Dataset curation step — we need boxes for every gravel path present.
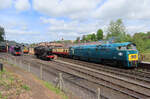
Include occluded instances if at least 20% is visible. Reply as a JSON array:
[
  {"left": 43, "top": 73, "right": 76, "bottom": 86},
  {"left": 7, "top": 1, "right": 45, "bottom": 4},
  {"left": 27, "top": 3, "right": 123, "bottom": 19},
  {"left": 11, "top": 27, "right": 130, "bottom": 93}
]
[{"left": 3, "top": 61, "right": 63, "bottom": 99}]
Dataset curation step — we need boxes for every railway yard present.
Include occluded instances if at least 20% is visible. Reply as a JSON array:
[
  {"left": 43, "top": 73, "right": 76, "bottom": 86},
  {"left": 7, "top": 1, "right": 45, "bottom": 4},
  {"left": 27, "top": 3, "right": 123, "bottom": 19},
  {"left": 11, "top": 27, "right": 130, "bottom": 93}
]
[
  {"left": 1, "top": 1, "right": 150, "bottom": 99},
  {"left": 0, "top": 53, "right": 150, "bottom": 99}
]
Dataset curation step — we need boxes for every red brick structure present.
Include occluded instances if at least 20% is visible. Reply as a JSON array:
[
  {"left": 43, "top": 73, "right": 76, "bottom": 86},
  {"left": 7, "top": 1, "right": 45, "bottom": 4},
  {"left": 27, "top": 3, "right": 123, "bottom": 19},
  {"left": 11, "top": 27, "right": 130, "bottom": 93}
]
[{"left": 38, "top": 42, "right": 64, "bottom": 47}]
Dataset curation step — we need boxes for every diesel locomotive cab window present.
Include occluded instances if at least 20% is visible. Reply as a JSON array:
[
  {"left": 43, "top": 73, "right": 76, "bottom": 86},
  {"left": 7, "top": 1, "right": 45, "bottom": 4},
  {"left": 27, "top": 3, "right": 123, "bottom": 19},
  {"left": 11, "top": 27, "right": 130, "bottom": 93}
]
[
  {"left": 127, "top": 44, "right": 136, "bottom": 50},
  {"left": 117, "top": 44, "right": 136, "bottom": 50}
]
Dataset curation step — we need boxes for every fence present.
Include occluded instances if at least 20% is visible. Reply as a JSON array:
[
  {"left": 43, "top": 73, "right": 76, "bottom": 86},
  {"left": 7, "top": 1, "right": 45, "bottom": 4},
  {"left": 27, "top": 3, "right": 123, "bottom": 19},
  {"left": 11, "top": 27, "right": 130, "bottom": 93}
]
[{"left": 0, "top": 55, "right": 105, "bottom": 99}]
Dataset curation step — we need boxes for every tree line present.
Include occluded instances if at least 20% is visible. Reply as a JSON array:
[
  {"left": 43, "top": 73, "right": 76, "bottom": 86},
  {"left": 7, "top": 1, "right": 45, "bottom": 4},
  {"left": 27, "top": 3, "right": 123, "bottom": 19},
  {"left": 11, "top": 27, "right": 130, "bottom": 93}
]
[
  {"left": 74, "top": 29, "right": 103, "bottom": 43},
  {"left": 75, "top": 19, "right": 150, "bottom": 53},
  {"left": 0, "top": 26, "right": 5, "bottom": 41}
]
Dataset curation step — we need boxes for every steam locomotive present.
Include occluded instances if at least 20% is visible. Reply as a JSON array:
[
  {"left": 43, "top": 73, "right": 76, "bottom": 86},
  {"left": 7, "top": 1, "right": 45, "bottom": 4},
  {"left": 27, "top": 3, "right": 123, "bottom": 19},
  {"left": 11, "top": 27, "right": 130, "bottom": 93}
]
[
  {"left": 9, "top": 45, "right": 22, "bottom": 56},
  {"left": 34, "top": 46, "right": 57, "bottom": 60}
]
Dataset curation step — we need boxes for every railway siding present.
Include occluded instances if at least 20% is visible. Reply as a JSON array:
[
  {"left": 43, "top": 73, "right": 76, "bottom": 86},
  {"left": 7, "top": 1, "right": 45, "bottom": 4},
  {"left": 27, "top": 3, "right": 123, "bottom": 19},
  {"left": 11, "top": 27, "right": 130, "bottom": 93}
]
[
  {"left": 55, "top": 60, "right": 150, "bottom": 87},
  {"left": 1, "top": 54, "right": 150, "bottom": 99},
  {"left": 27, "top": 56, "right": 149, "bottom": 98},
  {"left": 54, "top": 60, "right": 150, "bottom": 96},
  {"left": 38, "top": 60, "right": 143, "bottom": 99},
  {"left": 58, "top": 57, "right": 150, "bottom": 82}
]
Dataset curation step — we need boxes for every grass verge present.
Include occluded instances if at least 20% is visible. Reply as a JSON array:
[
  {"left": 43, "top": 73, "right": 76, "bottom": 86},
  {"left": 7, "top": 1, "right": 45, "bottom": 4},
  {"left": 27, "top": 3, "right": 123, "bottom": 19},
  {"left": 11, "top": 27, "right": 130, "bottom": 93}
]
[
  {"left": 141, "top": 53, "right": 150, "bottom": 62},
  {"left": 43, "top": 81, "right": 68, "bottom": 99},
  {"left": 0, "top": 68, "right": 30, "bottom": 99},
  {"left": 1, "top": 58, "right": 68, "bottom": 99}
]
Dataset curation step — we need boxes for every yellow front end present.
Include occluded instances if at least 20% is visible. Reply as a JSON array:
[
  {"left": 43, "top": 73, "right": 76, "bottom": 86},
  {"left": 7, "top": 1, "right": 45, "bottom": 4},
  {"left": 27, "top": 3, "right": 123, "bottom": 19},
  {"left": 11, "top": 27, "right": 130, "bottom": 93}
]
[{"left": 128, "top": 54, "right": 138, "bottom": 61}]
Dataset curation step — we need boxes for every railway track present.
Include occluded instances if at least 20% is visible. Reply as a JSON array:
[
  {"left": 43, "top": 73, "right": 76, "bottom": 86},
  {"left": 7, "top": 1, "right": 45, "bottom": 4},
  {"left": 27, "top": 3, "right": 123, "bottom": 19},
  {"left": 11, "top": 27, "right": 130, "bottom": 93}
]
[
  {"left": 22, "top": 55, "right": 150, "bottom": 99},
  {"left": 28, "top": 57, "right": 150, "bottom": 99},
  {"left": 1, "top": 53, "right": 150, "bottom": 99},
  {"left": 52, "top": 60, "right": 150, "bottom": 98},
  {"left": 58, "top": 57, "right": 150, "bottom": 82},
  {"left": 139, "top": 62, "right": 150, "bottom": 71}
]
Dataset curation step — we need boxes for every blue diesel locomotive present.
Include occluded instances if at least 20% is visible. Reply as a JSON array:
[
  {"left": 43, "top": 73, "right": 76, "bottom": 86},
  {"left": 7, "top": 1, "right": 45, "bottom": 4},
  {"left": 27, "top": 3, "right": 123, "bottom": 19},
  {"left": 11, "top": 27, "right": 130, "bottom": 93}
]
[{"left": 69, "top": 42, "right": 139, "bottom": 68}]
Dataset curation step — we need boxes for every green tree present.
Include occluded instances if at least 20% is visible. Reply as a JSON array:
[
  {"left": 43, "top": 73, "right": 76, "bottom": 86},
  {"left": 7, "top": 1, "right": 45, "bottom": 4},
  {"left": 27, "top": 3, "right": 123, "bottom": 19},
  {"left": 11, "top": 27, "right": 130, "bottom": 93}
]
[
  {"left": 106, "top": 19, "right": 126, "bottom": 42},
  {"left": 91, "top": 33, "right": 96, "bottom": 41},
  {"left": 0, "top": 26, "right": 5, "bottom": 41},
  {"left": 96, "top": 29, "right": 103, "bottom": 40},
  {"left": 132, "top": 33, "right": 146, "bottom": 52},
  {"left": 74, "top": 37, "right": 80, "bottom": 43},
  {"left": 86, "top": 34, "right": 92, "bottom": 42},
  {"left": 124, "top": 34, "right": 132, "bottom": 42},
  {"left": 81, "top": 35, "right": 86, "bottom": 43}
]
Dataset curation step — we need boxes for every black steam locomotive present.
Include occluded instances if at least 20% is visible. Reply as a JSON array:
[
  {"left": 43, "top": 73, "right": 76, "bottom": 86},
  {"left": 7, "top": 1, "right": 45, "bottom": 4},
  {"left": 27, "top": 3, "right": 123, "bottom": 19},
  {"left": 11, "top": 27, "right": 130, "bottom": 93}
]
[{"left": 34, "top": 46, "right": 57, "bottom": 60}]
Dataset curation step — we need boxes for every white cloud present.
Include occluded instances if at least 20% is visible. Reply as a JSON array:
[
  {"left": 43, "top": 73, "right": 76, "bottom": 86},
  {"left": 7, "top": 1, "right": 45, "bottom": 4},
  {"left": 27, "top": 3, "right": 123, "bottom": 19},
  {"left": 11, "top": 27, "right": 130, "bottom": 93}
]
[
  {"left": 41, "top": 18, "right": 98, "bottom": 32},
  {"left": 33, "top": 0, "right": 150, "bottom": 20},
  {"left": 40, "top": 17, "right": 65, "bottom": 25},
  {"left": 33, "top": 0, "right": 101, "bottom": 19},
  {"left": 34, "top": 0, "right": 150, "bottom": 41},
  {"left": 127, "top": 25, "right": 150, "bottom": 35},
  {"left": 1, "top": 0, "right": 150, "bottom": 43},
  {"left": 6, "top": 29, "right": 39, "bottom": 35},
  {"left": 0, "top": 0, "right": 12, "bottom": 9},
  {"left": 40, "top": 17, "right": 105, "bottom": 40},
  {"left": 15, "top": 0, "right": 31, "bottom": 11},
  {"left": 93, "top": 0, "right": 150, "bottom": 20}
]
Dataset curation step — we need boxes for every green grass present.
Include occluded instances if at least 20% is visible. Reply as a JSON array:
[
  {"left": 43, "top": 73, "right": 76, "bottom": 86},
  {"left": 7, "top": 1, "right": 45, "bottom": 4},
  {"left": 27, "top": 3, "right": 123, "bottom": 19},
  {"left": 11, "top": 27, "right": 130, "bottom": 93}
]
[
  {"left": 0, "top": 69, "right": 6, "bottom": 74},
  {"left": 43, "top": 81, "right": 68, "bottom": 99},
  {"left": 138, "top": 69, "right": 143, "bottom": 72},
  {"left": 44, "top": 82, "right": 61, "bottom": 94},
  {"left": 21, "top": 84, "right": 30, "bottom": 91},
  {"left": 143, "top": 49, "right": 150, "bottom": 53},
  {"left": 0, "top": 92, "right": 8, "bottom": 99},
  {"left": 140, "top": 52, "right": 150, "bottom": 62},
  {"left": 1, "top": 59, "right": 67, "bottom": 99},
  {"left": 0, "top": 92, "right": 2, "bottom": 98},
  {"left": 0, "top": 67, "right": 30, "bottom": 99},
  {"left": 138, "top": 49, "right": 150, "bottom": 62}
]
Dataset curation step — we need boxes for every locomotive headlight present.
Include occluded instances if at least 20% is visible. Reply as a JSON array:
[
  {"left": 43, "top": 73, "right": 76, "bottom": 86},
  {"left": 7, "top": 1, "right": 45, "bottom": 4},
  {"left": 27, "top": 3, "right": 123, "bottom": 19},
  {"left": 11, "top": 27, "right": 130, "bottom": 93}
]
[{"left": 118, "top": 52, "right": 123, "bottom": 56}]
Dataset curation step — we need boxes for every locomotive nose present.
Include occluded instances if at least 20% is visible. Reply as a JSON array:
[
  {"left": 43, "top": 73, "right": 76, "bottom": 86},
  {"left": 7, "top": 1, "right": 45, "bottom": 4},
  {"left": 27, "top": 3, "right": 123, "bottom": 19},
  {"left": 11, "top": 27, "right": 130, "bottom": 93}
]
[
  {"left": 128, "top": 54, "right": 138, "bottom": 61},
  {"left": 127, "top": 50, "right": 138, "bottom": 61}
]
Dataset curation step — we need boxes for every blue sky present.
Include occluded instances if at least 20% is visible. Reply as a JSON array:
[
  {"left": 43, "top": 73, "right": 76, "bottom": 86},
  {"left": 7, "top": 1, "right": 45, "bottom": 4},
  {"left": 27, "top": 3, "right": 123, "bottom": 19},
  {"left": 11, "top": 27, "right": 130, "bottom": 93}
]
[{"left": 0, "top": 0, "right": 150, "bottom": 43}]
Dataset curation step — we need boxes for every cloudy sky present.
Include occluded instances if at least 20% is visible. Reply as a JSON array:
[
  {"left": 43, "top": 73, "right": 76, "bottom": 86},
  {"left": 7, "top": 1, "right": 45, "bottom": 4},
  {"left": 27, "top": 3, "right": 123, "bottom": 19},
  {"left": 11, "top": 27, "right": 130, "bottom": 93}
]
[{"left": 0, "top": 0, "right": 150, "bottom": 43}]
